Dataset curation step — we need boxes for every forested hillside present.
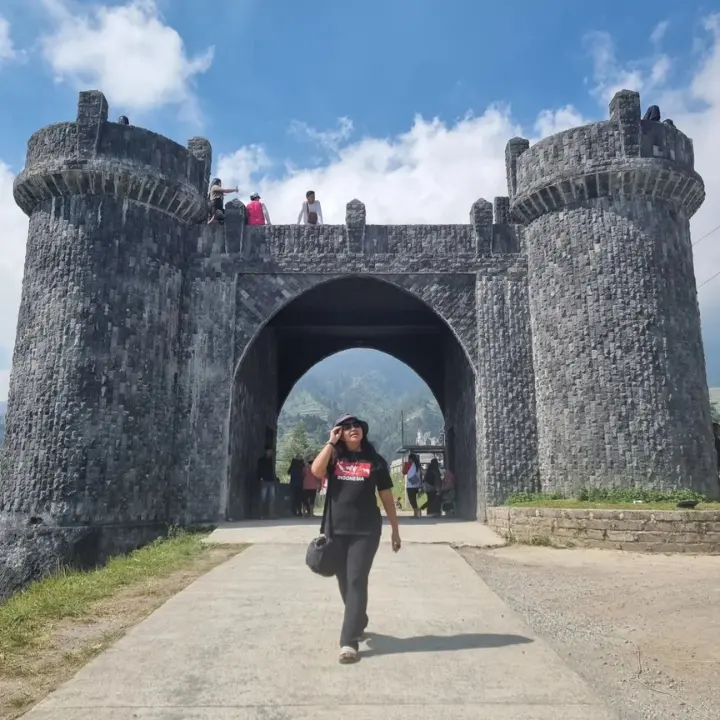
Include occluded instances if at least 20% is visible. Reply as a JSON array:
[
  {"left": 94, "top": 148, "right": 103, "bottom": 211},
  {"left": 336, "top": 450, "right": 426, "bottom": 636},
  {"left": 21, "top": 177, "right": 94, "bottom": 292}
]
[{"left": 276, "top": 350, "right": 443, "bottom": 476}]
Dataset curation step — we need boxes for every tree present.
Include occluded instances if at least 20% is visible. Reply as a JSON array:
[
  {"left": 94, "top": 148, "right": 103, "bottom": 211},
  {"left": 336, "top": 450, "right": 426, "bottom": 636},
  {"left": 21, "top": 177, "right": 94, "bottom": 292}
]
[{"left": 276, "top": 422, "right": 320, "bottom": 481}]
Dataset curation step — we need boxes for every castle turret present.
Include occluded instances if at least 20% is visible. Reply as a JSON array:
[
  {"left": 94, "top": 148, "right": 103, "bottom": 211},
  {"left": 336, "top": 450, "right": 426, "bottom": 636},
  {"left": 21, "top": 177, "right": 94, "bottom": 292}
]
[
  {"left": 0, "top": 91, "right": 212, "bottom": 596},
  {"left": 509, "top": 90, "right": 716, "bottom": 498}
]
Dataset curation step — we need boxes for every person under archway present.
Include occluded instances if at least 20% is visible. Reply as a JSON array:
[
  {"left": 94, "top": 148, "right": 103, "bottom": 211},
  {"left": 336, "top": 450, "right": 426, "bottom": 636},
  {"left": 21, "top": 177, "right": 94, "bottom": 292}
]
[
  {"left": 420, "top": 458, "right": 443, "bottom": 517},
  {"left": 311, "top": 414, "right": 401, "bottom": 664},
  {"left": 288, "top": 456, "right": 305, "bottom": 517},
  {"left": 302, "top": 454, "right": 320, "bottom": 516},
  {"left": 402, "top": 452, "right": 423, "bottom": 517}
]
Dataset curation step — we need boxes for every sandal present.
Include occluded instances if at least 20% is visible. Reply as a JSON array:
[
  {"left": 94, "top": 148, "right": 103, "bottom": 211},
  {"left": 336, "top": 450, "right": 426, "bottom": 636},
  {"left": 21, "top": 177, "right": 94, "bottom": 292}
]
[{"left": 339, "top": 646, "right": 358, "bottom": 664}]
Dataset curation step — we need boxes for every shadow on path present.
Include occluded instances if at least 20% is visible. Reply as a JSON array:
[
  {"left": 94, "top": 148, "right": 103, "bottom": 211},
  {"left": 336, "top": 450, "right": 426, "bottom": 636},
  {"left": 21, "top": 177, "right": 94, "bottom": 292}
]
[{"left": 363, "top": 631, "right": 533, "bottom": 657}]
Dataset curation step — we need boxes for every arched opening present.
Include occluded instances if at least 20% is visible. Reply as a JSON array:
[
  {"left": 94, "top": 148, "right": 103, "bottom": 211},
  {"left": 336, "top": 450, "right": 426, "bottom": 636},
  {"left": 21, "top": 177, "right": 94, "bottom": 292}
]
[{"left": 226, "top": 276, "right": 477, "bottom": 521}]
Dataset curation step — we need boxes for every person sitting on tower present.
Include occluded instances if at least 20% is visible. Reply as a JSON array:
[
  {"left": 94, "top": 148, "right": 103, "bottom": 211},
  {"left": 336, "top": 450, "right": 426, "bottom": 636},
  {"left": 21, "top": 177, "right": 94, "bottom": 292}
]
[
  {"left": 246, "top": 192, "right": 272, "bottom": 225},
  {"left": 207, "top": 178, "right": 239, "bottom": 225},
  {"left": 297, "top": 190, "right": 324, "bottom": 225}
]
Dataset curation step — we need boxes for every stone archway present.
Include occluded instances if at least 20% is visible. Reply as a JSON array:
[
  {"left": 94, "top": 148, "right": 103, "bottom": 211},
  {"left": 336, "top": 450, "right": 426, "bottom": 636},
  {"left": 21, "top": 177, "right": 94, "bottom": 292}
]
[{"left": 225, "top": 275, "right": 478, "bottom": 521}]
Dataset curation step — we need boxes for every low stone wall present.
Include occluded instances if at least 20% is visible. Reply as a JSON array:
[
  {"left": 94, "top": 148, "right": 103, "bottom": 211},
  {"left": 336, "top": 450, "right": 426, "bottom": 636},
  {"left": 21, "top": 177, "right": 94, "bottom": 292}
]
[{"left": 487, "top": 507, "right": 720, "bottom": 553}]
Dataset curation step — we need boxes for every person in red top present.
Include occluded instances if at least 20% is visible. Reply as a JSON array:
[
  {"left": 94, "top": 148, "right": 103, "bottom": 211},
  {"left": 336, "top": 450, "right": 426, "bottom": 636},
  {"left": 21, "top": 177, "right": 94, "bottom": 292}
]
[{"left": 246, "top": 192, "right": 272, "bottom": 225}]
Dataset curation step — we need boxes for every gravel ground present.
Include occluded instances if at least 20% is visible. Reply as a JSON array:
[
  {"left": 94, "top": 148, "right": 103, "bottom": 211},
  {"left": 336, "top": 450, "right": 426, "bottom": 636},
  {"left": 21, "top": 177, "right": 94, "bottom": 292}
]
[{"left": 459, "top": 545, "right": 720, "bottom": 720}]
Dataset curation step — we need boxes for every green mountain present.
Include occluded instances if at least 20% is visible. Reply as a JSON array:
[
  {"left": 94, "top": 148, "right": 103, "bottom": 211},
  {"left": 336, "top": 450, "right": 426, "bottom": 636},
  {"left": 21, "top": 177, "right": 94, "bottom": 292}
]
[{"left": 276, "top": 350, "right": 443, "bottom": 473}]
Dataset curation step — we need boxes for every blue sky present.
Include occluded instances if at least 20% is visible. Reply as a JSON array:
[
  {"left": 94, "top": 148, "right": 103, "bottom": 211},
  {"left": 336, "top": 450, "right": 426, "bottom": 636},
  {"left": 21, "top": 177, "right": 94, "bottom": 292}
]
[{"left": 2, "top": 0, "right": 720, "bottom": 399}]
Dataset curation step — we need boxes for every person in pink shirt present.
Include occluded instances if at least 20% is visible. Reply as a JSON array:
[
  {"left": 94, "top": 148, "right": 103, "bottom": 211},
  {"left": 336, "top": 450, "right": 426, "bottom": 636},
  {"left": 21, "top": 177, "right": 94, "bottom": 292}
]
[
  {"left": 302, "top": 457, "right": 320, "bottom": 516},
  {"left": 246, "top": 192, "right": 272, "bottom": 225}
]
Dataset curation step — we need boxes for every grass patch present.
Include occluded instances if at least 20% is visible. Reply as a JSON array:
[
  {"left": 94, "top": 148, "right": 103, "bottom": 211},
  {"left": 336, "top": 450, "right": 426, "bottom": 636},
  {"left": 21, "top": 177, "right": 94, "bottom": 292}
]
[
  {"left": 0, "top": 530, "right": 245, "bottom": 720},
  {"left": 507, "top": 488, "right": 720, "bottom": 511}
]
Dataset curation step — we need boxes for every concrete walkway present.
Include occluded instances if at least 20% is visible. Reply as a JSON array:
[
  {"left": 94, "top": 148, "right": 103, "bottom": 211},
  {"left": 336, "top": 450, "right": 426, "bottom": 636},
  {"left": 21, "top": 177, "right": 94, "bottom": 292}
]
[
  {"left": 24, "top": 534, "right": 616, "bottom": 719},
  {"left": 206, "top": 516, "right": 507, "bottom": 547}
]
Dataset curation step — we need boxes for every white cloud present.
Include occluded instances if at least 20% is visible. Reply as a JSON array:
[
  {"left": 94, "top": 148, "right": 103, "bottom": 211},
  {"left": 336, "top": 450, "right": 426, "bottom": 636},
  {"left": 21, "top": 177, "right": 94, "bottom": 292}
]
[
  {"left": 650, "top": 20, "right": 670, "bottom": 46},
  {"left": 0, "top": 162, "right": 28, "bottom": 386},
  {"left": 218, "top": 105, "right": 589, "bottom": 225},
  {"left": 584, "top": 16, "right": 720, "bottom": 316},
  {"left": 0, "top": 15, "right": 17, "bottom": 64},
  {"left": 289, "top": 117, "right": 356, "bottom": 154},
  {"left": 584, "top": 30, "right": 672, "bottom": 102},
  {"left": 40, "top": 0, "right": 213, "bottom": 121}
]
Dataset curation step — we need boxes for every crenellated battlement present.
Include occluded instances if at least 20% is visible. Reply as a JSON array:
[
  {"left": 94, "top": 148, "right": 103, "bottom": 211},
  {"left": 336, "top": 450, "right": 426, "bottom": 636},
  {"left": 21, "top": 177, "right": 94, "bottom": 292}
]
[
  {"left": 507, "top": 90, "right": 705, "bottom": 223},
  {"left": 13, "top": 91, "right": 211, "bottom": 223},
  {"left": 199, "top": 198, "right": 522, "bottom": 259}
]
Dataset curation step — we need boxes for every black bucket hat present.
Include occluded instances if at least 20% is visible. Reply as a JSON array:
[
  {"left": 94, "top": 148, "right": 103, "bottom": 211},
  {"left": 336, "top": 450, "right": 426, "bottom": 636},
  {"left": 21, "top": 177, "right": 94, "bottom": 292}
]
[{"left": 333, "top": 413, "right": 369, "bottom": 437}]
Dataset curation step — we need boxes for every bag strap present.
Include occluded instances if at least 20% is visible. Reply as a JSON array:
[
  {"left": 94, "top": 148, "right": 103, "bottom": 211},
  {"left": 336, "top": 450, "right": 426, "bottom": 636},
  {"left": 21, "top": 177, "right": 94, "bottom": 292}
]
[{"left": 319, "top": 467, "right": 333, "bottom": 538}]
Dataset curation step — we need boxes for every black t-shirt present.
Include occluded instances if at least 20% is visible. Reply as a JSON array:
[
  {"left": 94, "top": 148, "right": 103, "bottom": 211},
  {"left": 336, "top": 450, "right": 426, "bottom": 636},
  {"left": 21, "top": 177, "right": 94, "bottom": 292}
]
[{"left": 328, "top": 448, "right": 393, "bottom": 535}]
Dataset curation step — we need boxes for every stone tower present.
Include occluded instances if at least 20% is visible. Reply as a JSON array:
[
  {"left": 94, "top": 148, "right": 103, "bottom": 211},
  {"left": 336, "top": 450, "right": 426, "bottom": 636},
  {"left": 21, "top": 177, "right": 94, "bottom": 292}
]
[
  {"left": 507, "top": 90, "right": 714, "bottom": 494},
  {"left": 1, "top": 92, "right": 212, "bottom": 594},
  {"left": 0, "top": 89, "right": 716, "bottom": 598}
]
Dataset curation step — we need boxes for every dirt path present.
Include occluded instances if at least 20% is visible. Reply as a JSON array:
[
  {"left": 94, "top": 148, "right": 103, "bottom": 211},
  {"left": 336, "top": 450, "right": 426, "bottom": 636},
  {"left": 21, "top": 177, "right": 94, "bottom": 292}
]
[
  {"left": 460, "top": 545, "right": 720, "bottom": 720},
  {"left": 1, "top": 546, "right": 241, "bottom": 720}
]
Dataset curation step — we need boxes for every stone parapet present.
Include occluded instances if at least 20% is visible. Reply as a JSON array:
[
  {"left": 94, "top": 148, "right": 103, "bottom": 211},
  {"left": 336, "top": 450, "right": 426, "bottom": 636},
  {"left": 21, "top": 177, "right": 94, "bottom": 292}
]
[
  {"left": 487, "top": 507, "right": 720, "bottom": 553},
  {"left": 507, "top": 90, "right": 704, "bottom": 223},
  {"left": 13, "top": 91, "right": 211, "bottom": 223}
]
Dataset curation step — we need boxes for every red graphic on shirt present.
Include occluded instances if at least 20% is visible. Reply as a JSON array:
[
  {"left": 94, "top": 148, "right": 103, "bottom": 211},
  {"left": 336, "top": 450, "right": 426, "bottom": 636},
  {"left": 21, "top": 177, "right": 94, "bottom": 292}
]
[{"left": 335, "top": 461, "right": 372, "bottom": 481}]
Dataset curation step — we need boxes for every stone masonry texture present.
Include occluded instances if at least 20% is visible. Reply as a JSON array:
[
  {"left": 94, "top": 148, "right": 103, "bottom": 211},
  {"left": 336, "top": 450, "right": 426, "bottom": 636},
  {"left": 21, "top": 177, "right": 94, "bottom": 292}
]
[{"left": 0, "top": 89, "right": 716, "bottom": 597}]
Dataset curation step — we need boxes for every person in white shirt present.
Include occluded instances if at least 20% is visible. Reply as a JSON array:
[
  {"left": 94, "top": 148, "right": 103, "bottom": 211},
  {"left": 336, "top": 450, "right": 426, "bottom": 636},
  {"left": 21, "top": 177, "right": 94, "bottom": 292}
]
[{"left": 297, "top": 190, "right": 324, "bottom": 225}]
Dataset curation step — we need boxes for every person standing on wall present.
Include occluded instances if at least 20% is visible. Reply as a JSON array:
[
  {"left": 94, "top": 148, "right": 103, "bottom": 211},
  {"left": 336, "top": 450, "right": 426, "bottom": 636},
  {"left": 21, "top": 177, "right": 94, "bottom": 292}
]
[
  {"left": 246, "top": 192, "right": 272, "bottom": 225},
  {"left": 297, "top": 190, "right": 324, "bottom": 225},
  {"left": 311, "top": 414, "right": 401, "bottom": 664},
  {"left": 256, "top": 446, "right": 278, "bottom": 519},
  {"left": 207, "top": 178, "right": 239, "bottom": 225}
]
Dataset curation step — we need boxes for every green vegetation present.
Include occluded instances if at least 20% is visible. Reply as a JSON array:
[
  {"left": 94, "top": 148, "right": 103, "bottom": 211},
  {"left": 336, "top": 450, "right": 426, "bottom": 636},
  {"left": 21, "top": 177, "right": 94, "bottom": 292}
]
[
  {"left": 0, "top": 531, "right": 215, "bottom": 670},
  {"left": 0, "top": 531, "right": 243, "bottom": 719},
  {"left": 277, "top": 350, "right": 443, "bottom": 465},
  {"left": 275, "top": 422, "right": 323, "bottom": 481},
  {"left": 507, "top": 488, "right": 720, "bottom": 510}
]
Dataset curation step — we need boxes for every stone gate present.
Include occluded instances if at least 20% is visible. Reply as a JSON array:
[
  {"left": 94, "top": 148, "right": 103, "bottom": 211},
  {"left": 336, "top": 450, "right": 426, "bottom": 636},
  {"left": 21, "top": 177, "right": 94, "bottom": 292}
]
[{"left": 0, "top": 89, "right": 717, "bottom": 597}]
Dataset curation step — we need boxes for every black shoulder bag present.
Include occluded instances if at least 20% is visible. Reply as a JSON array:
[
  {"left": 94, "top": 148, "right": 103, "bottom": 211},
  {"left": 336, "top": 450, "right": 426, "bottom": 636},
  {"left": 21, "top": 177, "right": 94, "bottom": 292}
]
[{"left": 305, "top": 473, "right": 341, "bottom": 577}]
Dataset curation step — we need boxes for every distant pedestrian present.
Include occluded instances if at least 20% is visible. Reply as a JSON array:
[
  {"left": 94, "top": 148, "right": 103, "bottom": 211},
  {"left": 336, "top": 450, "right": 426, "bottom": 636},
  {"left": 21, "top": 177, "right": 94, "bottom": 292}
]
[
  {"left": 246, "top": 192, "right": 272, "bottom": 225},
  {"left": 297, "top": 190, "right": 324, "bottom": 225},
  {"left": 302, "top": 456, "right": 320, "bottom": 516},
  {"left": 402, "top": 452, "right": 423, "bottom": 518},
  {"left": 256, "top": 446, "right": 278, "bottom": 519},
  {"left": 288, "top": 456, "right": 305, "bottom": 517},
  {"left": 311, "top": 414, "right": 401, "bottom": 664}
]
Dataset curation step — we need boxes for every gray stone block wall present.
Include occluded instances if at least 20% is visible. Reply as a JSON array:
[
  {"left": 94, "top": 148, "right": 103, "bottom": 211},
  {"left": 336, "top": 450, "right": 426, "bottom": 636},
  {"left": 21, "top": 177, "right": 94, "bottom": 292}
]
[
  {"left": 475, "top": 272, "right": 539, "bottom": 508},
  {"left": 443, "top": 338, "right": 477, "bottom": 519},
  {"left": 1, "top": 88, "right": 716, "bottom": 597},
  {"left": 510, "top": 89, "right": 717, "bottom": 497},
  {"left": 227, "top": 327, "right": 278, "bottom": 520}
]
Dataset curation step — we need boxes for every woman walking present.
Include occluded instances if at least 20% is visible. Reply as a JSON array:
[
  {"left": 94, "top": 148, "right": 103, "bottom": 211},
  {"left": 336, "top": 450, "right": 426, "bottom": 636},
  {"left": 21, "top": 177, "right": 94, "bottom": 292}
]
[
  {"left": 402, "top": 452, "right": 423, "bottom": 517},
  {"left": 311, "top": 414, "right": 401, "bottom": 664}
]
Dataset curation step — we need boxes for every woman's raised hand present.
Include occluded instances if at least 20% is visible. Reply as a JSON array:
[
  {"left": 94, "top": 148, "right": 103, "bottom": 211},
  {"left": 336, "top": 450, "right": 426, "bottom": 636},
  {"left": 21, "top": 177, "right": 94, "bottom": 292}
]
[{"left": 328, "top": 425, "right": 343, "bottom": 446}]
